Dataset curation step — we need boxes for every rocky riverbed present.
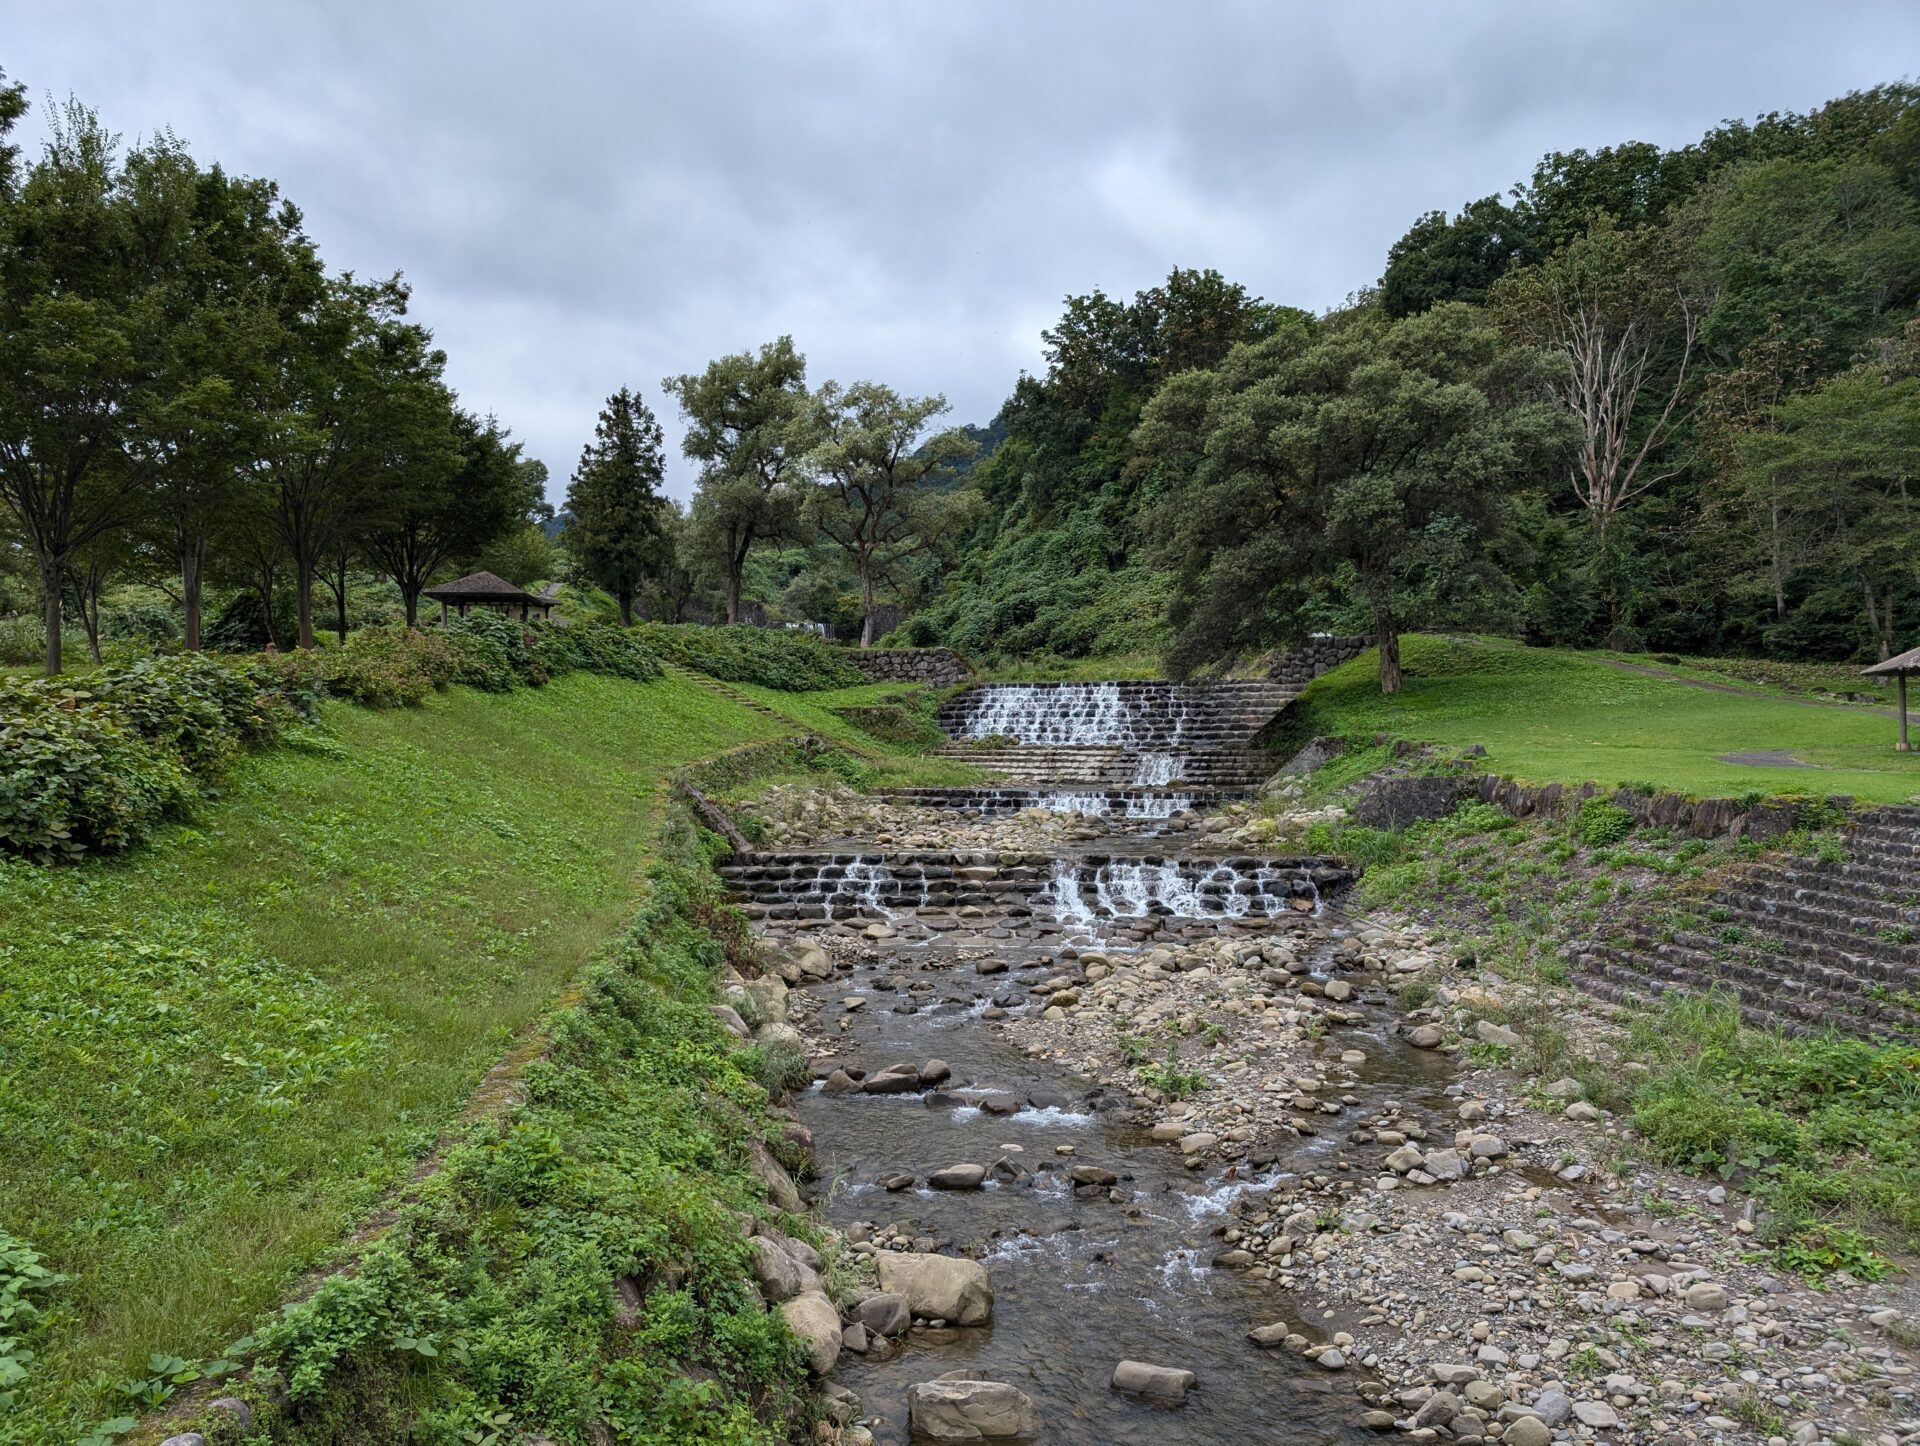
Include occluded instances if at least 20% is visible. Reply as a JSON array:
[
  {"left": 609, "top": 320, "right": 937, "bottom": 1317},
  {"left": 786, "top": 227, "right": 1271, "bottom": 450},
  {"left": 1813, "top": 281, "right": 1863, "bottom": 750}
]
[{"left": 718, "top": 768, "right": 1917, "bottom": 1445}]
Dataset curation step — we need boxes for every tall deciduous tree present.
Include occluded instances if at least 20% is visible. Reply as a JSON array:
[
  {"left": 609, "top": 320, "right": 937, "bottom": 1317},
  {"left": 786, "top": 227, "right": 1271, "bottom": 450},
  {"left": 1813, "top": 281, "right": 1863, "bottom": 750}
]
[
  {"left": 248, "top": 274, "right": 434, "bottom": 649},
  {"left": 665, "top": 337, "right": 813, "bottom": 622},
  {"left": 564, "top": 387, "right": 667, "bottom": 624},
  {"left": 1142, "top": 304, "right": 1569, "bottom": 692},
  {"left": 0, "top": 103, "right": 159, "bottom": 673},
  {"left": 807, "top": 382, "right": 978, "bottom": 647}
]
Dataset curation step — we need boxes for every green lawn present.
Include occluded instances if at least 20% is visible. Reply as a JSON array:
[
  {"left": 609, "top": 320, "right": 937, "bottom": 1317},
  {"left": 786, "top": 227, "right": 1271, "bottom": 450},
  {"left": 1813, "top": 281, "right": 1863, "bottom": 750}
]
[
  {"left": 0, "top": 672, "right": 794, "bottom": 1440},
  {"left": 1301, "top": 635, "right": 1920, "bottom": 803},
  {"left": 724, "top": 679, "right": 988, "bottom": 786}
]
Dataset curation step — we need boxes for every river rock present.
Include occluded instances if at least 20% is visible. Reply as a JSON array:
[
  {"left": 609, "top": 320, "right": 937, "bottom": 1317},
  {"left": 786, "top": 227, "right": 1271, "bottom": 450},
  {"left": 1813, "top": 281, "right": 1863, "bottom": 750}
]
[
  {"left": 1684, "top": 1281, "right": 1730, "bottom": 1312},
  {"left": 864, "top": 1063, "right": 923, "bottom": 1094},
  {"left": 746, "top": 1139, "right": 802, "bottom": 1212},
  {"left": 708, "top": 1003, "right": 751, "bottom": 1039},
  {"left": 1068, "top": 1164, "right": 1117, "bottom": 1187},
  {"left": 876, "top": 1252, "right": 994, "bottom": 1326},
  {"left": 1572, "top": 1400, "right": 1619, "bottom": 1429},
  {"left": 1502, "top": 1418, "right": 1552, "bottom": 1446},
  {"left": 919, "top": 1058, "right": 953, "bottom": 1085},
  {"left": 1474, "top": 1019, "right": 1520, "bottom": 1048},
  {"left": 749, "top": 1234, "right": 818, "bottom": 1302},
  {"left": 855, "top": 1291, "right": 910, "bottom": 1337},
  {"left": 929, "top": 1163, "right": 988, "bottom": 1191},
  {"left": 905, "top": 1377, "right": 1038, "bottom": 1442},
  {"left": 780, "top": 1290, "right": 842, "bottom": 1374},
  {"left": 1406, "top": 1024, "right": 1444, "bottom": 1049},
  {"left": 1111, "top": 1359, "right": 1195, "bottom": 1406}
]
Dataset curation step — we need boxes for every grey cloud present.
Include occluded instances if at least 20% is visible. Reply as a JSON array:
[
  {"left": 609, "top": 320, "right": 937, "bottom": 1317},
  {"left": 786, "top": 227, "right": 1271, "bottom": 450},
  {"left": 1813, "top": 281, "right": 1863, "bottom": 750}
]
[{"left": 12, "top": 1, "right": 1919, "bottom": 498}]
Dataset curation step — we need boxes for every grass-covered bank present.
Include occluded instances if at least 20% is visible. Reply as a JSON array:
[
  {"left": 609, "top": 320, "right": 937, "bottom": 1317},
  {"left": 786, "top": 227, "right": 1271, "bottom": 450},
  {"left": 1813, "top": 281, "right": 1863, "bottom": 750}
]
[
  {"left": 1296, "top": 635, "right": 1920, "bottom": 804},
  {"left": 0, "top": 672, "right": 794, "bottom": 1443}
]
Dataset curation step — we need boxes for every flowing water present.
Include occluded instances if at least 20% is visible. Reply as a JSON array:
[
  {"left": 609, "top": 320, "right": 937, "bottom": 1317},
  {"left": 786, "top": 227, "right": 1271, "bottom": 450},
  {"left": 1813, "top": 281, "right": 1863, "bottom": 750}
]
[
  {"left": 957, "top": 684, "right": 1190, "bottom": 748},
  {"left": 793, "top": 938, "right": 1457, "bottom": 1444}
]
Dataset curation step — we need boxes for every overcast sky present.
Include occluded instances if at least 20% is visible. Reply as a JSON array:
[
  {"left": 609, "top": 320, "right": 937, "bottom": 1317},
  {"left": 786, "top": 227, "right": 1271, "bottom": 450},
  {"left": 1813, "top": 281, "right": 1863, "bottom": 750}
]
[{"left": 10, "top": 3, "right": 1918, "bottom": 501}]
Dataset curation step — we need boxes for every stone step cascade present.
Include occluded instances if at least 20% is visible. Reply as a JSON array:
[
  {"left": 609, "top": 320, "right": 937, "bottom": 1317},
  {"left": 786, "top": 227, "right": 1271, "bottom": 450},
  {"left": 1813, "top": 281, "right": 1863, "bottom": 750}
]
[
  {"left": 719, "top": 850, "right": 1350, "bottom": 924},
  {"left": 936, "top": 680, "right": 1294, "bottom": 749},
  {"left": 1568, "top": 804, "right": 1920, "bottom": 1041},
  {"left": 927, "top": 744, "right": 1277, "bottom": 788},
  {"left": 875, "top": 786, "right": 1235, "bottom": 820}
]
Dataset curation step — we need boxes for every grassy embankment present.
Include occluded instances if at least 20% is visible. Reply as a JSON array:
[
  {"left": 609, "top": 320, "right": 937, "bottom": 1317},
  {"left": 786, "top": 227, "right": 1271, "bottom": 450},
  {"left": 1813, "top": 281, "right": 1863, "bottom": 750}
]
[
  {"left": 0, "top": 669, "right": 873, "bottom": 1441},
  {"left": 1279, "top": 636, "right": 1920, "bottom": 1277},
  {"left": 1294, "top": 634, "right": 1920, "bottom": 804}
]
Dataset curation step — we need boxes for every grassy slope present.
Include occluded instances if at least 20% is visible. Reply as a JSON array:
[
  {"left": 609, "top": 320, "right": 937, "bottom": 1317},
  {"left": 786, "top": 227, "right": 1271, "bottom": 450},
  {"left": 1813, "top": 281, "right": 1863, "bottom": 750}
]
[
  {"left": 1300, "top": 635, "right": 1920, "bottom": 804},
  {"left": 0, "top": 673, "right": 792, "bottom": 1438},
  {"left": 725, "top": 679, "right": 988, "bottom": 786}
]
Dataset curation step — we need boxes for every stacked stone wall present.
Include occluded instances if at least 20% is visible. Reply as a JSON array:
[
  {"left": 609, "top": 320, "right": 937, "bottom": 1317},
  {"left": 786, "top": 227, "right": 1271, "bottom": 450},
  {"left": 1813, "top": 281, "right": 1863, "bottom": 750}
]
[
  {"left": 1272, "top": 635, "right": 1370, "bottom": 688},
  {"left": 846, "top": 648, "right": 975, "bottom": 686}
]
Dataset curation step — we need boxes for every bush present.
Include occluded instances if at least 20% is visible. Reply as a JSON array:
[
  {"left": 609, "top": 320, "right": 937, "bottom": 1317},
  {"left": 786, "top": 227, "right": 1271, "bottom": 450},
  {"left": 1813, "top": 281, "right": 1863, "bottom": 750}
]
[
  {"left": 632, "top": 623, "right": 863, "bottom": 691},
  {"left": 204, "top": 591, "right": 299, "bottom": 652},
  {"left": 531, "top": 621, "right": 663, "bottom": 682},
  {"left": 1575, "top": 798, "right": 1634, "bottom": 848},
  {"left": 317, "top": 627, "right": 459, "bottom": 708},
  {"left": 96, "top": 653, "right": 296, "bottom": 776},
  {"left": 0, "top": 678, "right": 196, "bottom": 860},
  {"left": 0, "top": 614, "right": 41, "bottom": 666},
  {"left": 443, "top": 612, "right": 547, "bottom": 691},
  {"left": 101, "top": 597, "right": 179, "bottom": 644}
]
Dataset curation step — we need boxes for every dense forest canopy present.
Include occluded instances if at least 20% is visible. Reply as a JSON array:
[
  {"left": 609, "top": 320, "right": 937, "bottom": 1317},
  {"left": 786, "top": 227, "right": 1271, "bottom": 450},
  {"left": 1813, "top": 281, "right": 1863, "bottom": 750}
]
[{"left": 1, "top": 69, "right": 1916, "bottom": 690}]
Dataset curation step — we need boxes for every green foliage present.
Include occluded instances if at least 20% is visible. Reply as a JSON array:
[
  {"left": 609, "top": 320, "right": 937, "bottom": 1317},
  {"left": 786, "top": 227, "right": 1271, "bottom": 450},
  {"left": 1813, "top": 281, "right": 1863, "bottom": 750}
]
[
  {"left": 0, "top": 1234, "right": 58, "bottom": 1412},
  {"left": 1574, "top": 798, "right": 1634, "bottom": 848},
  {"left": 564, "top": 387, "right": 671, "bottom": 622},
  {"left": 443, "top": 611, "right": 547, "bottom": 691},
  {"left": 0, "top": 652, "right": 317, "bottom": 860},
  {"left": 1136, "top": 1043, "right": 1208, "bottom": 1100},
  {"left": 0, "top": 673, "right": 795, "bottom": 1439},
  {"left": 632, "top": 623, "right": 863, "bottom": 691},
  {"left": 307, "top": 625, "right": 460, "bottom": 707},
  {"left": 532, "top": 621, "right": 664, "bottom": 682},
  {"left": 236, "top": 823, "right": 813, "bottom": 1443}
]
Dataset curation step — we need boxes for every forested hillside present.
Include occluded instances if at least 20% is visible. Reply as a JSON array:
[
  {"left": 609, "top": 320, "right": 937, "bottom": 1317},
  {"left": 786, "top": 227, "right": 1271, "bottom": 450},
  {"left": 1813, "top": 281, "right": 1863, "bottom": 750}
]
[{"left": 914, "top": 82, "right": 1920, "bottom": 681}]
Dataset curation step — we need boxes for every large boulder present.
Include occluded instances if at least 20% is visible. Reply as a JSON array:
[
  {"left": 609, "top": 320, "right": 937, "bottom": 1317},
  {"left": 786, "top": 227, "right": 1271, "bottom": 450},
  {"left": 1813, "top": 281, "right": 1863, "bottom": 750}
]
[
  {"left": 749, "top": 1234, "right": 820, "bottom": 1303},
  {"left": 854, "top": 1291, "right": 910, "bottom": 1337},
  {"left": 779, "top": 1290, "right": 841, "bottom": 1375},
  {"left": 875, "top": 1251, "right": 994, "bottom": 1326},
  {"left": 905, "top": 1377, "right": 1038, "bottom": 1442},
  {"left": 746, "top": 1139, "right": 802, "bottom": 1212}
]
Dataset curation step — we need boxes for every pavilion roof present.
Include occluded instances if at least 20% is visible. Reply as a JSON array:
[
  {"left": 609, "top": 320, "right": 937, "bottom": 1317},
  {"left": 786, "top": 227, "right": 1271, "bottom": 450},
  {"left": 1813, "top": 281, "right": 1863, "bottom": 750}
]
[
  {"left": 423, "top": 571, "right": 541, "bottom": 603},
  {"left": 1862, "top": 646, "right": 1920, "bottom": 677}
]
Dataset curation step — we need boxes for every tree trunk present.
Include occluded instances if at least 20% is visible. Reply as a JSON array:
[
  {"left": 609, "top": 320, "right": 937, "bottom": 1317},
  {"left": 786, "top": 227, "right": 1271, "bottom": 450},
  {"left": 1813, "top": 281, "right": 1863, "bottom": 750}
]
[
  {"left": 78, "top": 574, "right": 103, "bottom": 664},
  {"left": 859, "top": 558, "right": 876, "bottom": 649},
  {"left": 403, "top": 586, "right": 419, "bottom": 628},
  {"left": 725, "top": 567, "right": 741, "bottom": 625},
  {"left": 41, "top": 561, "right": 63, "bottom": 676},
  {"left": 618, "top": 588, "right": 633, "bottom": 626},
  {"left": 332, "top": 556, "right": 349, "bottom": 644},
  {"left": 1373, "top": 600, "right": 1402, "bottom": 695},
  {"left": 181, "top": 538, "right": 205, "bottom": 651},
  {"left": 295, "top": 556, "right": 316, "bottom": 650}
]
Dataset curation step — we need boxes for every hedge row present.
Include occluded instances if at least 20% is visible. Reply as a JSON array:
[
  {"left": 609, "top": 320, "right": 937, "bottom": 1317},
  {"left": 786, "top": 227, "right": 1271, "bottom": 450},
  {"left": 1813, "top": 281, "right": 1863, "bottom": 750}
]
[
  {"left": 0, "top": 621, "right": 665, "bottom": 862},
  {"left": 629, "top": 623, "right": 863, "bottom": 692}
]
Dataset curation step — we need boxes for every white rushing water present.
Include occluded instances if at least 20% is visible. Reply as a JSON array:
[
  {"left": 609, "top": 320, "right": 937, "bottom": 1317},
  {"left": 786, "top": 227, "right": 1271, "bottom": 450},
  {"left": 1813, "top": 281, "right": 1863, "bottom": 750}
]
[
  {"left": 1048, "top": 859, "right": 1314, "bottom": 922},
  {"left": 960, "top": 683, "right": 1189, "bottom": 747},
  {"left": 1130, "top": 752, "right": 1188, "bottom": 786},
  {"left": 807, "top": 858, "right": 925, "bottom": 920},
  {"left": 1123, "top": 791, "right": 1195, "bottom": 819}
]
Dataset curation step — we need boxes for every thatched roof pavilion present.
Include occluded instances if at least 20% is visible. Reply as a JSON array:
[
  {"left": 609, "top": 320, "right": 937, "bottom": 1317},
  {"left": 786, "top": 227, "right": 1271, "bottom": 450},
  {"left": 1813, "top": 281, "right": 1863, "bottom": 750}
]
[
  {"left": 1862, "top": 645, "right": 1920, "bottom": 752},
  {"left": 423, "top": 571, "right": 553, "bottom": 624}
]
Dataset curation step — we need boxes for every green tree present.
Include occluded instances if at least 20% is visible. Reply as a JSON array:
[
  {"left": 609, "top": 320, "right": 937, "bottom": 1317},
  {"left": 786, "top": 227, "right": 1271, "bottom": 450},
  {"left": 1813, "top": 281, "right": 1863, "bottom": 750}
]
[
  {"left": 0, "top": 103, "right": 161, "bottom": 673},
  {"left": 1737, "top": 367, "right": 1920, "bottom": 660},
  {"left": 564, "top": 387, "right": 667, "bottom": 624},
  {"left": 664, "top": 337, "right": 813, "bottom": 623},
  {"left": 1381, "top": 195, "right": 1542, "bottom": 317},
  {"left": 1142, "top": 304, "right": 1569, "bottom": 692},
  {"left": 360, "top": 407, "right": 526, "bottom": 626},
  {"left": 0, "top": 66, "right": 26, "bottom": 199},
  {"left": 807, "top": 382, "right": 978, "bottom": 646}
]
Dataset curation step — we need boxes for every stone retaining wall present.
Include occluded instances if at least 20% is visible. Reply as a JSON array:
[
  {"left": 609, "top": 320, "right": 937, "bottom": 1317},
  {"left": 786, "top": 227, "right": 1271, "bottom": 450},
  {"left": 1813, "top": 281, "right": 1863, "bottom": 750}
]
[
  {"left": 1272, "top": 635, "right": 1371, "bottom": 688},
  {"left": 846, "top": 648, "right": 975, "bottom": 686}
]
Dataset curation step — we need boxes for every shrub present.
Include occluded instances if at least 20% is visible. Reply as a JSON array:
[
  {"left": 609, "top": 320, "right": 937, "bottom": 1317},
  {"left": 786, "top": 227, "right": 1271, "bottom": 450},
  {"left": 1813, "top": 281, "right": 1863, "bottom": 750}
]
[
  {"left": 95, "top": 653, "right": 294, "bottom": 776},
  {"left": 0, "top": 614, "right": 41, "bottom": 666},
  {"left": 631, "top": 623, "right": 863, "bottom": 691},
  {"left": 443, "top": 612, "right": 547, "bottom": 690},
  {"left": 318, "top": 627, "right": 459, "bottom": 707},
  {"left": 531, "top": 621, "right": 663, "bottom": 682},
  {"left": 0, "top": 678, "right": 196, "bottom": 860},
  {"left": 100, "top": 598, "right": 179, "bottom": 644},
  {"left": 1575, "top": 798, "right": 1634, "bottom": 848},
  {"left": 204, "top": 591, "right": 299, "bottom": 652}
]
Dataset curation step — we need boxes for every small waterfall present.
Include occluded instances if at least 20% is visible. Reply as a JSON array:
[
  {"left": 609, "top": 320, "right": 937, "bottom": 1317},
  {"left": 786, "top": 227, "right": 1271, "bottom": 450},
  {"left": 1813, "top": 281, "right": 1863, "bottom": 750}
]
[
  {"left": 1123, "top": 792, "right": 1194, "bottom": 819},
  {"left": 1034, "top": 791, "right": 1110, "bottom": 816},
  {"left": 810, "top": 858, "right": 921, "bottom": 920},
  {"left": 1047, "top": 859, "right": 1310, "bottom": 923},
  {"left": 960, "top": 683, "right": 1185, "bottom": 747},
  {"left": 1131, "top": 752, "right": 1188, "bottom": 786}
]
